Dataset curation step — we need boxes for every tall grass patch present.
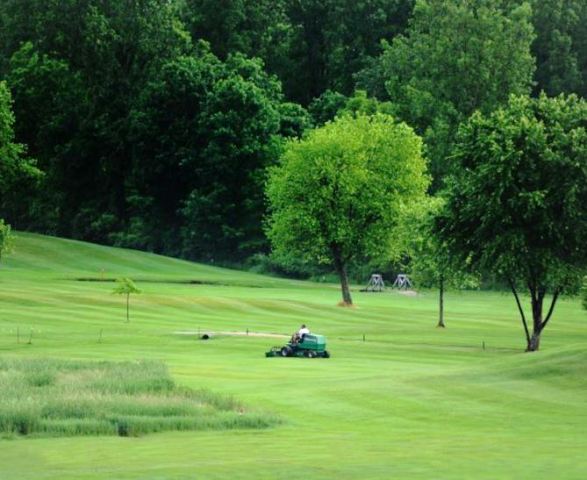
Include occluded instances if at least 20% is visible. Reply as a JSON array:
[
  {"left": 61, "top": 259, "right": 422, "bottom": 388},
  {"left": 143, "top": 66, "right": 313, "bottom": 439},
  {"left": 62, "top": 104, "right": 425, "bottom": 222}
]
[{"left": 0, "top": 359, "right": 278, "bottom": 438}]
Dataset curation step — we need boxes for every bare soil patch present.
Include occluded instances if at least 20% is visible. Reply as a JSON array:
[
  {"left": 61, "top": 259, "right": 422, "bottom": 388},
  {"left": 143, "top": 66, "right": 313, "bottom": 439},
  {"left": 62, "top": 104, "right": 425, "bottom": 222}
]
[
  {"left": 174, "top": 331, "right": 288, "bottom": 339},
  {"left": 397, "top": 290, "right": 418, "bottom": 297}
]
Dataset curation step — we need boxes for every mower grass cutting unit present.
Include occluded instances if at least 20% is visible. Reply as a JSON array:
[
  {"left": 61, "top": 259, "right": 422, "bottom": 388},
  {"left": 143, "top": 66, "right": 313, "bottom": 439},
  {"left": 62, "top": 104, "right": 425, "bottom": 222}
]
[{"left": 266, "top": 334, "right": 330, "bottom": 358}]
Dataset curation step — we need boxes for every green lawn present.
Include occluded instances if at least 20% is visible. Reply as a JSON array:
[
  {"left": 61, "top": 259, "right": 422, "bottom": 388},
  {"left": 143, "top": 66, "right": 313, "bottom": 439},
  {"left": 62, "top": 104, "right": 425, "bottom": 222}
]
[{"left": 0, "top": 232, "right": 585, "bottom": 479}]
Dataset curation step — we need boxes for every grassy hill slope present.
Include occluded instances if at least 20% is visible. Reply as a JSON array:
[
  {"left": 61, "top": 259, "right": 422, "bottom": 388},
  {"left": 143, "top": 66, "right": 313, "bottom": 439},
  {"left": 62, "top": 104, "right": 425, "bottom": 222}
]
[
  {"left": 0, "top": 233, "right": 586, "bottom": 479},
  {"left": 6, "top": 232, "right": 298, "bottom": 286}
]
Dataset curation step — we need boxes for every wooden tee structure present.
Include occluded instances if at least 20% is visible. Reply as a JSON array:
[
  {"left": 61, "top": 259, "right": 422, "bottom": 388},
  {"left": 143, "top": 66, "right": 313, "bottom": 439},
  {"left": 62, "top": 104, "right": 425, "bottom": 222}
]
[
  {"left": 392, "top": 274, "right": 412, "bottom": 290},
  {"left": 361, "top": 274, "right": 386, "bottom": 292}
]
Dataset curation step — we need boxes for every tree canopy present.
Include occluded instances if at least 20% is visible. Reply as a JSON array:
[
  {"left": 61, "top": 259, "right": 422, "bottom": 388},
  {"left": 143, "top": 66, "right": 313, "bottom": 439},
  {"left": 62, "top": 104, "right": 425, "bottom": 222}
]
[
  {"left": 363, "top": 0, "right": 536, "bottom": 188},
  {"left": 531, "top": 0, "right": 587, "bottom": 97},
  {"left": 128, "top": 47, "right": 288, "bottom": 260}
]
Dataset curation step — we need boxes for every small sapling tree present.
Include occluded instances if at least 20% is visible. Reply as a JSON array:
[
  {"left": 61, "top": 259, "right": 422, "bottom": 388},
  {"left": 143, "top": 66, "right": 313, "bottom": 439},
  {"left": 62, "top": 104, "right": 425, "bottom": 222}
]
[
  {"left": 113, "top": 278, "right": 141, "bottom": 323},
  {"left": 408, "top": 198, "right": 476, "bottom": 328},
  {"left": 438, "top": 94, "right": 587, "bottom": 351},
  {"left": 266, "top": 113, "right": 429, "bottom": 306},
  {"left": 0, "top": 219, "right": 14, "bottom": 264}
]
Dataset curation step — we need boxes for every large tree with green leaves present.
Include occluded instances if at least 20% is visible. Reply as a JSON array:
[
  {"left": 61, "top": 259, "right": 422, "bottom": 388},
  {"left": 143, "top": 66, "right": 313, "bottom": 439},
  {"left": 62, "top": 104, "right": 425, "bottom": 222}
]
[
  {"left": 179, "top": 53, "right": 284, "bottom": 261},
  {"left": 283, "top": 0, "right": 414, "bottom": 104},
  {"left": 366, "top": 0, "right": 535, "bottom": 188},
  {"left": 6, "top": 42, "right": 87, "bottom": 232},
  {"left": 0, "top": 219, "right": 14, "bottom": 264},
  {"left": 125, "top": 47, "right": 221, "bottom": 255},
  {"left": 130, "top": 47, "right": 292, "bottom": 261},
  {"left": 0, "top": 80, "right": 41, "bottom": 224},
  {"left": 181, "top": 0, "right": 291, "bottom": 63},
  {"left": 531, "top": 0, "right": 587, "bottom": 97},
  {"left": 266, "top": 113, "right": 429, "bottom": 305},
  {"left": 438, "top": 94, "right": 587, "bottom": 351}
]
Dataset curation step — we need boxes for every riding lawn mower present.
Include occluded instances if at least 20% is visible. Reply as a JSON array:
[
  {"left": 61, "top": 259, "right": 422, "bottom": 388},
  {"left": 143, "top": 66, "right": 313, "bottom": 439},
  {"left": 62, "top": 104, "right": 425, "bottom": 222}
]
[{"left": 265, "top": 333, "right": 330, "bottom": 358}]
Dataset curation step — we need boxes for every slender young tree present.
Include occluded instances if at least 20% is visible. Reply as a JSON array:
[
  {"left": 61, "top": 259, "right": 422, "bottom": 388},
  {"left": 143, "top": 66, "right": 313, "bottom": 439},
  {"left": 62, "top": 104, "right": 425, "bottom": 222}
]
[
  {"left": 409, "top": 199, "right": 449, "bottom": 327},
  {"left": 266, "top": 113, "right": 429, "bottom": 305},
  {"left": 113, "top": 278, "right": 141, "bottom": 323},
  {"left": 438, "top": 94, "right": 587, "bottom": 351}
]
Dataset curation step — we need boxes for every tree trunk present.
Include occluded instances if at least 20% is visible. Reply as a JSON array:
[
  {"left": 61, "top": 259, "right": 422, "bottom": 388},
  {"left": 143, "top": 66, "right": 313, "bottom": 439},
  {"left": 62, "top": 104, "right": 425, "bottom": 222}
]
[
  {"left": 527, "top": 332, "right": 541, "bottom": 351},
  {"left": 525, "top": 285, "right": 560, "bottom": 352},
  {"left": 437, "top": 275, "right": 445, "bottom": 328},
  {"left": 126, "top": 293, "right": 130, "bottom": 323},
  {"left": 332, "top": 249, "right": 352, "bottom": 306},
  {"left": 527, "top": 288, "right": 543, "bottom": 351},
  {"left": 509, "top": 279, "right": 531, "bottom": 348}
]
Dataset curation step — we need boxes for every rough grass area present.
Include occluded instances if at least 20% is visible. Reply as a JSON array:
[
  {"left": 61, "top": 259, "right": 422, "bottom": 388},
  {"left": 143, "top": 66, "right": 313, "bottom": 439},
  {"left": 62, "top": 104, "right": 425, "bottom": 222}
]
[{"left": 0, "top": 358, "right": 277, "bottom": 438}]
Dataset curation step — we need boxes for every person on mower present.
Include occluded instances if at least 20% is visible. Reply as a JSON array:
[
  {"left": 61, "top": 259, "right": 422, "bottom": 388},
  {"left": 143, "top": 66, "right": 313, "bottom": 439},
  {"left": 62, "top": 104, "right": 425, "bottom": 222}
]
[
  {"left": 299, "top": 324, "right": 310, "bottom": 337},
  {"left": 291, "top": 324, "right": 310, "bottom": 344}
]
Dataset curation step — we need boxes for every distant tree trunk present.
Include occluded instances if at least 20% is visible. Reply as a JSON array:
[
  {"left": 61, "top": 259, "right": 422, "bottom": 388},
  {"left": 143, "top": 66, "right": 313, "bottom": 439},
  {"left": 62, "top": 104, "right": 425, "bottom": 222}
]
[
  {"left": 332, "top": 246, "right": 352, "bottom": 306},
  {"left": 437, "top": 275, "right": 445, "bottom": 328}
]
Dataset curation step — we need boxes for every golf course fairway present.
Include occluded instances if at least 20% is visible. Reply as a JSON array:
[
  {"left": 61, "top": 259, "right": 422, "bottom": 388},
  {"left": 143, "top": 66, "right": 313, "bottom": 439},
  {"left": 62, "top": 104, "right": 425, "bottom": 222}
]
[{"left": 0, "top": 233, "right": 585, "bottom": 479}]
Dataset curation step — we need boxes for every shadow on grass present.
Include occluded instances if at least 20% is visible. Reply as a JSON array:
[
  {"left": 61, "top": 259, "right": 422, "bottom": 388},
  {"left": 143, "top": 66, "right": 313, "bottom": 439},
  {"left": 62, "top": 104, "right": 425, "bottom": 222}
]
[{"left": 72, "top": 277, "right": 267, "bottom": 288}]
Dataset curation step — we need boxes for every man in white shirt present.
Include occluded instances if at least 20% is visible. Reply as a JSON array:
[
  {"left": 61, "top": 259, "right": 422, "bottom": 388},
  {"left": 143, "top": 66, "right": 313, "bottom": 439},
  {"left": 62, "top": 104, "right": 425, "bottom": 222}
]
[
  {"left": 297, "top": 324, "right": 310, "bottom": 342},
  {"left": 291, "top": 324, "right": 310, "bottom": 344}
]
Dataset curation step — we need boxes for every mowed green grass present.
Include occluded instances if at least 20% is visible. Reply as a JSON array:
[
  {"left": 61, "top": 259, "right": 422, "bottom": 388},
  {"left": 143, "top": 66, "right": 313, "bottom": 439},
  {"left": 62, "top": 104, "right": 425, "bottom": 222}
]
[{"left": 0, "top": 232, "right": 585, "bottom": 479}]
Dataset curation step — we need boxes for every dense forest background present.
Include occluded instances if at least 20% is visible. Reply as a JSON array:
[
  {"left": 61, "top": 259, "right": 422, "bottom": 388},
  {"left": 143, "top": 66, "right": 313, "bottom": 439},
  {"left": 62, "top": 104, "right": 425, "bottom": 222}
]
[{"left": 0, "top": 0, "right": 586, "bottom": 276}]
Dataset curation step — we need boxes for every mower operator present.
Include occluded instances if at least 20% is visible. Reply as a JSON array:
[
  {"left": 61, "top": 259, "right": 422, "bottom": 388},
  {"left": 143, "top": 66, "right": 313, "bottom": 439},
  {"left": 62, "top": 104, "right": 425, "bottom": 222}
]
[{"left": 291, "top": 324, "right": 310, "bottom": 344}]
